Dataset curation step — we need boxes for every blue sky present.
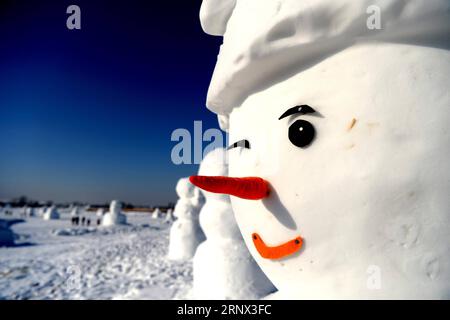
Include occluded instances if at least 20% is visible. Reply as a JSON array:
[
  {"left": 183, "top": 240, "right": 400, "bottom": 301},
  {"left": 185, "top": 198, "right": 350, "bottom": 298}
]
[{"left": 0, "top": 0, "right": 223, "bottom": 205}]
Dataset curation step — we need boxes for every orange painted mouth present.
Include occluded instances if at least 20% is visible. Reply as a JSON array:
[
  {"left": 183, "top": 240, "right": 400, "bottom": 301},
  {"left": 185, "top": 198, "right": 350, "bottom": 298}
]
[{"left": 252, "top": 233, "right": 303, "bottom": 260}]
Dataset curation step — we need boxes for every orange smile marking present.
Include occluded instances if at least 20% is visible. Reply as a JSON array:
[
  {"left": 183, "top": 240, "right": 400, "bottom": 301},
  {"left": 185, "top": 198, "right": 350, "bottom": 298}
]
[{"left": 252, "top": 233, "right": 303, "bottom": 260}]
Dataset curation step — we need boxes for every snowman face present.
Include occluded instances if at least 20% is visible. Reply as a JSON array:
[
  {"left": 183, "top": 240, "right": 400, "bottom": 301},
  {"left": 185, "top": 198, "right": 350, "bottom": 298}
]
[{"left": 227, "top": 44, "right": 450, "bottom": 297}]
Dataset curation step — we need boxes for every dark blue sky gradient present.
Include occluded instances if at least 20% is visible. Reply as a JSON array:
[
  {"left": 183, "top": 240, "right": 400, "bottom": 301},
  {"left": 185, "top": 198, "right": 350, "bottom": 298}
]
[{"left": 0, "top": 0, "right": 223, "bottom": 205}]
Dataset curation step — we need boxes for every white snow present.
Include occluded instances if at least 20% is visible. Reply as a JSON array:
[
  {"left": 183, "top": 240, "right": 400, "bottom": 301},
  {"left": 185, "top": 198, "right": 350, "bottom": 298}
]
[
  {"left": 200, "top": 0, "right": 236, "bottom": 36},
  {"left": 193, "top": 149, "right": 275, "bottom": 299},
  {"left": 102, "top": 200, "right": 127, "bottom": 227},
  {"left": 26, "top": 207, "right": 35, "bottom": 217},
  {"left": 168, "top": 178, "right": 206, "bottom": 261},
  {"left": 43, "top": 206, "right": 60, "bottom": 220},
  {"left": 0, "top": 209, "right": 193, "bottom": 299}
]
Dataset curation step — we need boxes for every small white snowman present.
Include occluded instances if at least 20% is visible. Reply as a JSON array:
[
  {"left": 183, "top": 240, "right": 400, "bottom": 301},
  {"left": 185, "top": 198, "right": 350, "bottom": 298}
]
[
  {"left": 70, "top": 206, "right": 80, "bottom": 217},
  {"left": 167, "top": 177, "right": 206, "bottom": 261},
  {"left": 152, "top": 208, "right": 161, "bottom": 219},
  {"left": 102, "top": 200, "right": 127, "bottom": 226},
  {"left": 193, "top": 148, "right": 275, "bottom": 299},
  {"left": 38, "top": 207, "right": 47, "bottom": 217},
  {"left": 193, "top": 0, "right": 450, "bottom": 299},
  {"left": 26, "top": 207, "right": 35, "bottom": 217},
  {"left": 43, "top": 206, "right": 60, "bottom": 220},
  {"left": 96, "top": 208, "right": 105, "bottom": 218},
  {"left": 165, "top": 208, "right": 174, "bottom": 223}
]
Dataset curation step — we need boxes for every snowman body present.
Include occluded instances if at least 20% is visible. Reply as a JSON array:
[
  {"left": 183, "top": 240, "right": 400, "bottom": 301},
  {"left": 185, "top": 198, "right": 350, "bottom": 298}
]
[
  {"left": 193, "top": 149, "right": 275, "bottom": 299},
  {"left": 168, "top": 178, "right": 205, "bottom": 260},
  {"left": 165, "top": 209, "right": 174, "bottom": 222},
  {"left": 152, "top": 208, "right": 161, "bottom": 219},
  {"left": 70, "top": 206, "right": 80, "bottom": 217},
  {"left": 43, "top": 206, "right": 60, "bottom": 220},
  {"left": 102, "top": 200, "right": 127, "bottom": 226}
]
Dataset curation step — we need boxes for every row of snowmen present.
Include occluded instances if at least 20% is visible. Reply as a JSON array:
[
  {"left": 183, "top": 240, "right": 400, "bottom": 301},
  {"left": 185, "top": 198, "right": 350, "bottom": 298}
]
[
  {"left": 19, "top": 202, "right": 128, "bottom": 227},
  {"left": 1, "top": 206, "right": 61, "bottom": 220},
  {"left": 168, "top": 148, "right": 275, "bottom": 299},
  {"left": 0, "top": 205, "right": 43, "bottom": 218}
]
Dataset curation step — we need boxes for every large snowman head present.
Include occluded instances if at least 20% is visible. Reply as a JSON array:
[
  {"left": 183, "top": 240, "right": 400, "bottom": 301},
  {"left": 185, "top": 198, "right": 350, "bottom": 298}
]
[{"left": 192, "top": 0, "right": 450, "bottom": 298}]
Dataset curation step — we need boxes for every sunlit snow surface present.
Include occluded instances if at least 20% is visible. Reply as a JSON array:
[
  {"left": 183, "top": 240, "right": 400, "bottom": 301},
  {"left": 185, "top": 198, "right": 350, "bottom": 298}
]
[{"left": 0, "top": 209, "right": 193, "bottom": 300}]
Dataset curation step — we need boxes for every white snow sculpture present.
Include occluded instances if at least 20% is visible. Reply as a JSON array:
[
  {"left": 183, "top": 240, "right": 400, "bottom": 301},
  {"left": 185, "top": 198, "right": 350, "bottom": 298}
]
[
  {"left": 43, "top": 206, "right": 60, "bottom": 220},
  {"left": 101, "top": 200, "right": 127, "bottom": 226},
  {"left": 167, "top": 177, "right": 206, "bottom": 260},
  {"left": 195, "top": 0, "right": 450, "bottom": 299},
  {"left": 152, "top": 208, "right": 161, "bottom": 219},
  {"left": 70, "top": 206, "right": 80, "bottom": 217},
  {"left": 193, "top": 148, "right": 275, "bottom": 299},
  {"left": 165, "top": 208, "right": 174, "bottom": 222}
]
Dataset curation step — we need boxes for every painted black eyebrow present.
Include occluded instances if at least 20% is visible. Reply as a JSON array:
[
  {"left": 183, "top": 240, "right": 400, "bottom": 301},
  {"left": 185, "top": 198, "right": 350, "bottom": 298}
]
[
  {"left": 278, "top": 105, "right": 316, "bottom": 120},
  {"left": 227, "top": 139, "right": 250, "bottom": 150}
]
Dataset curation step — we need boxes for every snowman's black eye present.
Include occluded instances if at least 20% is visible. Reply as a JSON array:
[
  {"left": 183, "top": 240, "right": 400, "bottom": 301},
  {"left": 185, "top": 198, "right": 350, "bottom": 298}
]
[
  {"left": 227, "top": 139, "right": 250, "bottom": 150},
  {"left": 288, "top": 120, "right": 315, "bottom": 148}
]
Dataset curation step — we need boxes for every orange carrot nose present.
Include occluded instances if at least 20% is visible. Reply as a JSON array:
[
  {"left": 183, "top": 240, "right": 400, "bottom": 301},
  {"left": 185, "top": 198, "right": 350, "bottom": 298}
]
[{"left": 189, "top": 176, "right": 270, "bottom": 200}]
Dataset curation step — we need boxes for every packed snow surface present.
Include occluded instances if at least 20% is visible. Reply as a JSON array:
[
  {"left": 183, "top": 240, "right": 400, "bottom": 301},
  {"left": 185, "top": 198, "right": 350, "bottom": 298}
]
[{"left": 0, "top": 209, "right": 193, "bottom": 300}]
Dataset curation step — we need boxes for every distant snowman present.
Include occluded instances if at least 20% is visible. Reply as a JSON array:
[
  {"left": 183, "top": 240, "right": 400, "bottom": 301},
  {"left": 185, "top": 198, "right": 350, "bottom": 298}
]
[
  {"left": 0, "top": 220, "right": 22, "bottom": 247},
  {"left": 37, "top": 207, "right": 46, "bottom": 217},
  {"left": 43, "top": 206, "right": 60, "bottom": 220},
  {"left": 193, "top": 148, "right": 275, "bottom": 299},
  {"left": 26, "top": 207, "right": 35, "bottom": 217},
  {"left": 101, "top": 200, "right": 127, "bottom": 226},
  {"left": 152, "top": 208, "right": 161, "bottom": 219},
  {"left": 167, "top": 177, "right": 206, "bottom": 260},
  {"left": 165, "top": 208, "right": 174, "bottom": 223},
  {"left": 70, "top": 206, "right": 80, "bottom": 217}
]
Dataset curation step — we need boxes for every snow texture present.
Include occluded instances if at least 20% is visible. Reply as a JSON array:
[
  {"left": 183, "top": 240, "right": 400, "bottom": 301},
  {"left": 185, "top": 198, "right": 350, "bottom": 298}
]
[
  {"left": 165, "top": 209, "right": 174, "bottom": 223},
  {"left": 152, "top": 208, "right": 161, "bottom": 219},
  {"left": 0, "top": 209, "right": 193, "bottom": 299}
]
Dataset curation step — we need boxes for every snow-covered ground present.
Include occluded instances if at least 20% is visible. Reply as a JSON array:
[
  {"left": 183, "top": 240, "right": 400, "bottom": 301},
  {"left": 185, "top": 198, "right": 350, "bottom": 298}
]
[{"left": 0, "top": 209, "right": 193, "bottom": 300}]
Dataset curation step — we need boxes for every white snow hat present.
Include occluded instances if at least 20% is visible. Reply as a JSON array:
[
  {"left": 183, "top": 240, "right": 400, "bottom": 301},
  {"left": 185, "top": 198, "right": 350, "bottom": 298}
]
[{"left": 200, "top": 0, "right": 450, "bottom": 118}]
